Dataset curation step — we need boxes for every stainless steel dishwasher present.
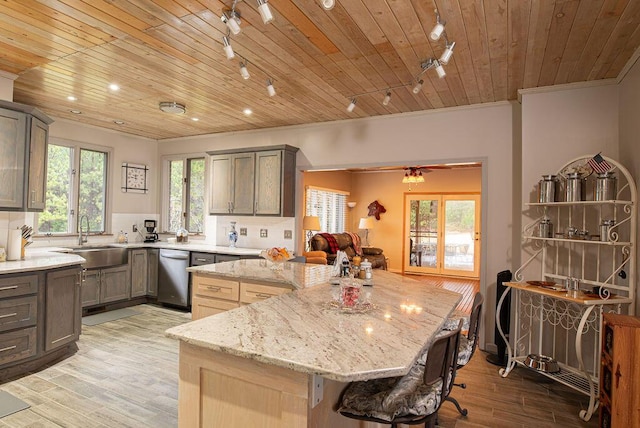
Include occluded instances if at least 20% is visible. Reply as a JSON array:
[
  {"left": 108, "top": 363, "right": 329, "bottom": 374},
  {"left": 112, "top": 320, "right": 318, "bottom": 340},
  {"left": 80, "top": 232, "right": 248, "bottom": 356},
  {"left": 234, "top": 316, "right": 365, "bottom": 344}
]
[{"left": 158, "top": 249, "right": 190, "bottom": 308}]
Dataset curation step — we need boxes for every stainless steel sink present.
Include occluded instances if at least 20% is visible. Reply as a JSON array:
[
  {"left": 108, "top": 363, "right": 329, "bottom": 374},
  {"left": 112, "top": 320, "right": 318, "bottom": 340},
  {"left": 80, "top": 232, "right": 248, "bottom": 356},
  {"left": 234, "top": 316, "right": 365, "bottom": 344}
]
[{"left": 73, "top": 246, "right": 128, "bottom": 269}]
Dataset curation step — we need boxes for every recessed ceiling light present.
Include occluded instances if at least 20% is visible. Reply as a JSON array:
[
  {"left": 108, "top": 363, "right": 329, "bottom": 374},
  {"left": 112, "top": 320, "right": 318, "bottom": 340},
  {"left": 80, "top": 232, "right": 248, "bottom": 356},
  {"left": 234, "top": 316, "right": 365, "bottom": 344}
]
[
  {"left": 114, "top": 120, "right": 125, "bottom": 125},
  {"left": 67, "top": 96, "right": 77, "bottom": 101},
  {"left": 159, "top": 101, "right": 186, "bottom": 114},
  {"left": 70, "top": 110, "right": 82, "bottom": 114},
  {"left": 109, "top": 83, "right": 120, "bottom": 91},
  {"left": 243, "top": 108, "right": 252, "bottom": 116},
  {"left": 191, "top": 117, "right": 199, "bottom": 121}
]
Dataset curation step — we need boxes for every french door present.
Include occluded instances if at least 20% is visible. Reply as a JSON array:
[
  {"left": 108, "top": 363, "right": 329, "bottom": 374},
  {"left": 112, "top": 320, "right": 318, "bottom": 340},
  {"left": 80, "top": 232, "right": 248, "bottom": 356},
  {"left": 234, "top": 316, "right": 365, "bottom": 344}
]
[{"left": 404, "top": 194, "right": 480, "bottom": 278}]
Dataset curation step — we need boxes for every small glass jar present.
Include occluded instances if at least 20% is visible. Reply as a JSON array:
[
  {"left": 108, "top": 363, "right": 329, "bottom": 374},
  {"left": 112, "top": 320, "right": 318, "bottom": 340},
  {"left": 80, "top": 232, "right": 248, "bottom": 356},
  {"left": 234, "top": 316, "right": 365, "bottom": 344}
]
[
  {"left": 340, "top": 277, "right": 362, "bottom": 308},
  {"left": 176, "top": 227, "right": 189, "bottom": 243},
  {"left": 361, "top": 259, "right": 372, "bottom": 280}
]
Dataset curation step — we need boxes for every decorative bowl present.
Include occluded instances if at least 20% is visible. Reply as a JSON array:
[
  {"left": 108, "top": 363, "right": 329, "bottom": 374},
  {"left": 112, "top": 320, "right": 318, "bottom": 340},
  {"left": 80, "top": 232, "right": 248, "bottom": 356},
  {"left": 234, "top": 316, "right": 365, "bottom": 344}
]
[
  {"left": 260, "top": 247, "right": 294, "bottom": 270},
  {"left": 524, "top": 354, "right": 560, "bottom": 373}
]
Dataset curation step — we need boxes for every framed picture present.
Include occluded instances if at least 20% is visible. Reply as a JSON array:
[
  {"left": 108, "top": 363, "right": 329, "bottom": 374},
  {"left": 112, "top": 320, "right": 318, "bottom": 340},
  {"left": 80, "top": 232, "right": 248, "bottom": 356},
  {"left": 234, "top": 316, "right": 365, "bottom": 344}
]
[{"left": 121, "top": 163, "right": 148, "bottom": 193}]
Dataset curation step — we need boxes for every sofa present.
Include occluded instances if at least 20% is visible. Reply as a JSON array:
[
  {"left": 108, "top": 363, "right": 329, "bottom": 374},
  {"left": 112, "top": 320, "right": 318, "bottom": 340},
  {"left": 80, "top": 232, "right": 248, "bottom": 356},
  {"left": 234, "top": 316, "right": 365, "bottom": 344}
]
[{"left": 310, "top": 233, "right": 387, "bottom": 270}]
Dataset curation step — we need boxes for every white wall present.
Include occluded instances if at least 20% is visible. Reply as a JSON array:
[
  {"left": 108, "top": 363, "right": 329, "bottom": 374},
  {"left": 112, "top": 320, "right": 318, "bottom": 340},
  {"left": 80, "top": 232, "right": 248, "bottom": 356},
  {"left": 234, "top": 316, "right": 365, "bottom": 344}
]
[
  {"left": 159, "top": 102, "right": 515, "bottom": 350},
  {"left": 0, "top": 71, "right": 15, "bottom": 102},
  {"left": 619, "top": 57, "right": 640, "bottom": 314}
]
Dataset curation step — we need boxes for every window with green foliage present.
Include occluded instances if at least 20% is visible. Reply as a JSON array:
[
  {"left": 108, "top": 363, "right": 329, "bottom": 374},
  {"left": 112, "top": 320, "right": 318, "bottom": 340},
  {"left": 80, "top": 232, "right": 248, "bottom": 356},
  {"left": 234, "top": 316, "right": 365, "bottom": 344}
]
[
  {"left": 165, "top": 156, "right": 205, "bottom": 233},
  {"left": 38, "top": 142, "right": 109, "bottom": 235}
]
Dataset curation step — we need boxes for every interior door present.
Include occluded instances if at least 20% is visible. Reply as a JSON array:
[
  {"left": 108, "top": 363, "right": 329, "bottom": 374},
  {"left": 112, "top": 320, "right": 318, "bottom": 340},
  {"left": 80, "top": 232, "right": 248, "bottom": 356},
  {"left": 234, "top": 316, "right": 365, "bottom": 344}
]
[{"left": 404, "top": 194, "right": 480, "bottom": 278}]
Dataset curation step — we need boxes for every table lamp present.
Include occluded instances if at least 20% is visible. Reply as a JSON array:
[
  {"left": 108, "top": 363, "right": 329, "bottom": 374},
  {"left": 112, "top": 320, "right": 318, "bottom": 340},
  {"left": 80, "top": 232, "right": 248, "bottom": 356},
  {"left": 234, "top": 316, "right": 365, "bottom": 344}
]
[
  {"left": 303, "top": 215, "right": 321, "bottom": 251},
  {"left": 358, "top": 217, "right": 375, "bottom": 246}
]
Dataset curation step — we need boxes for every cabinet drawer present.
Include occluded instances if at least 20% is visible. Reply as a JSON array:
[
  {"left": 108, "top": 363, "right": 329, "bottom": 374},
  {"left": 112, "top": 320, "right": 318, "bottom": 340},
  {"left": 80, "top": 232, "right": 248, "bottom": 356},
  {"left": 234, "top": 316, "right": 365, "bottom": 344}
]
[
  {"left": 0, "top": 326, "right": 37, "bottom": 366},
  {"left": 0, "top": 275, "right": 38, "bottom": 299},
  {"left": 0, "top": 296, "right": 37, "bottom": 332},
  {"left": 240, "top": 281, "right": 291, "bottom": 304},
  {"left": 193, "top": 275, "right": 239, "bottom": 301},
  {"left": 192, "top": 296, "right": 239, "bottom": 320},
  {"left": 190, "top": 252, "right": 217, "bottom": 266}
]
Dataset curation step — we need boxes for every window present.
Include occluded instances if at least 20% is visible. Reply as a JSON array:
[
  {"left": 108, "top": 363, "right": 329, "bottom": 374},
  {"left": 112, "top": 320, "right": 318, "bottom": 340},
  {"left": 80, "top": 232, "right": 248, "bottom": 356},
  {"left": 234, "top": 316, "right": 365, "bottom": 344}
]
[
  {"left": 38, "top": 142, "right": 109, "bottom": 235},
  {"left": 164, "top": 156, "right": 205, "bottom": 233},
  {"left": 305, "top": 186, "right": 348, "bottom": 233}
]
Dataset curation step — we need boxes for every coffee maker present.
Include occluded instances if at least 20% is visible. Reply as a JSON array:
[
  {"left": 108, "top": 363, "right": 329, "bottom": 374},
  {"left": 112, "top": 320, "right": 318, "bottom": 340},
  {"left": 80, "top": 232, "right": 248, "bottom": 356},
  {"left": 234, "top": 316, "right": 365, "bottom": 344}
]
[{"left": 144, "top": 219, "right": 159, "bottom": 243}]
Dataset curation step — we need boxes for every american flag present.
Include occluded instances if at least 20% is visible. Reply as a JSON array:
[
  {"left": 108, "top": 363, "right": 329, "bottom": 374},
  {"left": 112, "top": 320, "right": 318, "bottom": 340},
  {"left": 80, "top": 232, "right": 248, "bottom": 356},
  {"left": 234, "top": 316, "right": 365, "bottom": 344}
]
[{"left": 587, "top": 153, "right": 612, "bottom": 174}]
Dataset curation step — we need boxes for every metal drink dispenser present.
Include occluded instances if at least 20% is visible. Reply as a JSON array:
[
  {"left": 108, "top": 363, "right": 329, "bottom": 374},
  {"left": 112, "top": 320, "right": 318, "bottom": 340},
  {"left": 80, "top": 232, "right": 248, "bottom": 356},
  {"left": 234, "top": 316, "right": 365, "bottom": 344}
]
[
  {"left": 565, "top": 172, "right": 585, "bottom": 202},
  {"left": 538, "top": 175, "right": 557, "bottom": 202},
  {"left": 595, "top": 172, "right": 617, "bottom": 201}
]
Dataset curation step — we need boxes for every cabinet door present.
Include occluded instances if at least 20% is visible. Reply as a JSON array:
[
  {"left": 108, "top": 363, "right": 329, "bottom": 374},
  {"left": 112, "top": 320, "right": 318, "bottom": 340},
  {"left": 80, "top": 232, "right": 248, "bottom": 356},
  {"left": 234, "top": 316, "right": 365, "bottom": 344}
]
[
  {"left": 147, "top": 249, "right": 158, "bottom": 296},
  {"left": 26, "top": 117, "right": 48, "bottom": 211},
  {"left": 81, "top": 269, "right": 100, "bottom": 307},
  {"left": 100, "top": 265, "right": 130, "bottom": 303},
  {"left": 0, "top": 108, "right": 27, "bottom": 210},
  {"left": 130, "top": 249, "right": 148, "bottom": 298},
  {"left": 254, "top": 150, "right": 282, "bottom": 215},
  {"left": 209, "top": 154, "right": 232, "bottom": 214},
  {"left": 45, "top": 267, "right": 81, "bottom": 352},
  {"left": 231, "top": 152, "right": 255, "bottom": 214}
]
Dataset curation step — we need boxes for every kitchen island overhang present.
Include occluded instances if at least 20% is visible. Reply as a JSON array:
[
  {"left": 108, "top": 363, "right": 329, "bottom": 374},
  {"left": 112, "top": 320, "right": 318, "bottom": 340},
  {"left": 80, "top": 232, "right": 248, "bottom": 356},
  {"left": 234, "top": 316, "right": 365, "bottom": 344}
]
[{"left": 167, "top": 260, "right": 462, "bottom": 427}]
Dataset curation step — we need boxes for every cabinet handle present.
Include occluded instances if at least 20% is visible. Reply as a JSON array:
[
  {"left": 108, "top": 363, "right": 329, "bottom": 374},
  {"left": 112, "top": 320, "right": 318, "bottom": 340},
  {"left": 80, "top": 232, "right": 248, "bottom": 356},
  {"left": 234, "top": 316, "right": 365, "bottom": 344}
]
[
  {"left": 0, "top": 345, "right": 17, "bottom": 353},
  {"left": 51, "top": 334, "right": 73, "bottom": 344},
  {"left": 0, "top": 285, "right": 18, "bottom": 291},
  {"left": 31, "top": 189, "right": 36, "bottom": 204},
  {"left": 196, "top": 258, "right": 208, "bottom": 262},
  {"left": 206, "top": 286, "right": 221, "bottom": 292},
  {"left": 615, "top": 364, "right": 622, "bottom": 388},
  {"left": 255, "top": 293, "right": 272, "bottom": 299},
  {"left": 0, "top": 312, "right": 18, "bottom": 319}
]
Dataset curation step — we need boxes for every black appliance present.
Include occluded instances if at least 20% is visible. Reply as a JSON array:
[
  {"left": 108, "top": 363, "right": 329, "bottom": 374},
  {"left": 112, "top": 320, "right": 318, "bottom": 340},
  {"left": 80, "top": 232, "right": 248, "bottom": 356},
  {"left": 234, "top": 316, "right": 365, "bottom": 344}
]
[
  {"left": 486, "top": 269, "right": 512, "bottom": 366},
  {"left": 144, "top": 219, "right": 159, "bottom": 243}
]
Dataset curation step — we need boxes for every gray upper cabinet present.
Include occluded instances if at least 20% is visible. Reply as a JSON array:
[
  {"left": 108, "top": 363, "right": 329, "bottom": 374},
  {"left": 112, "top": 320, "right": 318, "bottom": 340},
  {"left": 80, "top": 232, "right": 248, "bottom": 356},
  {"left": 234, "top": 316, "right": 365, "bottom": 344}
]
[
  {"left": 0, "top": 101, "right": 53, "bottom": 212},
  {"left": 208, "top": 145, "right": 298, "bottom": 217},
  {"left": 209, "top": 153, "right": 255, "bottom": 215}
]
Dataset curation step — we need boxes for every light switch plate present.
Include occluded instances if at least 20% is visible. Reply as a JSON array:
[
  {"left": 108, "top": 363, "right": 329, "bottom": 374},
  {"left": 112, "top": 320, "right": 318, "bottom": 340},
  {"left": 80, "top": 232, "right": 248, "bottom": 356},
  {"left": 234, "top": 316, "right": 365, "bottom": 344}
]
[
  {"left": 240, "top": 228, "right": 247, "bottom": 236},
  {"left": 260, "top": 229, "right": 268, "bottom": 238},
  {"left": 284, "top": 230, "right": 292, "bottom": 239}
]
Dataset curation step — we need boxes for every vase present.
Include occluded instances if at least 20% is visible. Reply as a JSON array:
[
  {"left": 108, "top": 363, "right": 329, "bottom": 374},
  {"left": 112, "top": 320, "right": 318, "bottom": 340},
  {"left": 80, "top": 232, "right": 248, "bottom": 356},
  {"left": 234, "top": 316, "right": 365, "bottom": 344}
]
[{"left": 228, "top": 222, "right": 238, "bottom": 247}]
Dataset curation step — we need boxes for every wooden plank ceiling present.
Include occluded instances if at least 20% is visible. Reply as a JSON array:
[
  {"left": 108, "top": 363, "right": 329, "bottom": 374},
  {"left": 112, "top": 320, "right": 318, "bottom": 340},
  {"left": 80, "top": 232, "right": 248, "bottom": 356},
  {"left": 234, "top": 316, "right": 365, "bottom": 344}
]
[{"left": 1, "top": 0, "right": 639, "bottom": 140}]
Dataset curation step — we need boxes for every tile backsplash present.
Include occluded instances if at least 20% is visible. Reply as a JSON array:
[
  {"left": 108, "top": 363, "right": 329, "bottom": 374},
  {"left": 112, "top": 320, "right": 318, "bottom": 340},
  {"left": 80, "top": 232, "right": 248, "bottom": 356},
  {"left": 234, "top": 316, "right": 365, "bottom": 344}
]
[{"left": 210, "top": 216, "right": 296, "bottom": 252}]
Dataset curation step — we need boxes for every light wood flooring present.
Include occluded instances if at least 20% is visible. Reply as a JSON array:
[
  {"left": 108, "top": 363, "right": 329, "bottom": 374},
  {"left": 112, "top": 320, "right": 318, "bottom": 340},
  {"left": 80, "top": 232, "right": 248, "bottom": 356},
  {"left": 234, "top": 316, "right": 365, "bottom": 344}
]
[
  {"left": 405, "top": 274, "right": 480, "bottom": 314},
  {"left": 0, "top": 304, "right": 599, "bottom": 427}
]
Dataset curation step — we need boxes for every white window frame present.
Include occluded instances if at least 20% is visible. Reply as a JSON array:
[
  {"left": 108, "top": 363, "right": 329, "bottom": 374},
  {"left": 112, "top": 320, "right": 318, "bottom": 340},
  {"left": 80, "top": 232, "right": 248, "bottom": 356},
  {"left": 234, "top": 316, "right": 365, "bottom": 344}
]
[
  {"left": 161, "top": 153, "right": 208, "bottom": 234},
  {"left": 305, "top": 185, "right": 349, "bottom": 233},
  {"left": 36, "top": 138, "right": 112, "bottom": 236}
]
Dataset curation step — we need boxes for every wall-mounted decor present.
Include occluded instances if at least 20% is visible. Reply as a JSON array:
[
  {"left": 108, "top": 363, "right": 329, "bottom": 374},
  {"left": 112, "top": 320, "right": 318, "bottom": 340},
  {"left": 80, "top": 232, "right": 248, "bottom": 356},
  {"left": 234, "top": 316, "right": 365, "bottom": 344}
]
[
  {"left": 367, "top": 200, "right": 386, "bottom": 220},
  {"left": 121, "top": 163, "right": 148, "bottom": 193}
]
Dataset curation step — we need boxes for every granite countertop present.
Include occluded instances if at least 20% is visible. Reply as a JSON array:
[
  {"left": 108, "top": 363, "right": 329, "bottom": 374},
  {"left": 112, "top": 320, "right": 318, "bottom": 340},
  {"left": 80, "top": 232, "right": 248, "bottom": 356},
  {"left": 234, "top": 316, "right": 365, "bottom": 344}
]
[
  {"left": 187, "top": 259, "right": 335, "bottom": 289},
  {"left": 166, "top": 268, "right": 462, "bottom": 382},
  {"left": 0, "top": 251, "right": 86, "bottom": 275}
]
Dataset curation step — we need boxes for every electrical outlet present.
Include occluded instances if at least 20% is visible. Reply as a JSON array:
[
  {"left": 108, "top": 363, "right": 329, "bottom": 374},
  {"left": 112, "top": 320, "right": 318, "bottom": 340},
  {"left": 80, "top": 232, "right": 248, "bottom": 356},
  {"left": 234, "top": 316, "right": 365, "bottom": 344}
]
[
  {"left": 240, "top": 227, "right": 247, "bottom": 236},
  {"left": 284, "top": 230, "right": 292, "bottom": 239},
  {"left": 260, "top": 229, "right": 268, "bottom": 238},
  {"left": 132, "top": 224, "right": 138, "bottom": 232}
]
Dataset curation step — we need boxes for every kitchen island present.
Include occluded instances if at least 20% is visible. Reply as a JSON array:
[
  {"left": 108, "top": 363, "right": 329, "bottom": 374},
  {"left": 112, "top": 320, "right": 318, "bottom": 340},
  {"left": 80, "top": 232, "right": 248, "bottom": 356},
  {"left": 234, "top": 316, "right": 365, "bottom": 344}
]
[{"left": 166, "top": 260, "right": 462, "bottom": 427}]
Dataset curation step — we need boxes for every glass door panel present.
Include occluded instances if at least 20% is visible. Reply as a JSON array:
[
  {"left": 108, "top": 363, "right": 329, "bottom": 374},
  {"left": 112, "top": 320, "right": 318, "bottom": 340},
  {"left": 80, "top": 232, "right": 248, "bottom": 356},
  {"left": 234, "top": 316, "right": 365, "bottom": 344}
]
[
  {"left": 405, "top": 196, "right": 441, "bottom": 274},
  {"left": 442, "top": 195, "right": 480, "bottom": 277}
]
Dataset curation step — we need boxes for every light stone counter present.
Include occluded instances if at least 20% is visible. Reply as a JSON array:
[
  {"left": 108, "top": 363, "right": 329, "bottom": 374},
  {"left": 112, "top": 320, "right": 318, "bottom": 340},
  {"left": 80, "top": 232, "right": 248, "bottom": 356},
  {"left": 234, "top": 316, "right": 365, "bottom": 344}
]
[
  {"left": 0, "top": 251, "right": 85, "bottom": 275},
  {"left": 186, "top": 258, "right": 335, "bottom": 289},
  {"left": 167, "top": 263, "right": 462, "bottom": 383}
]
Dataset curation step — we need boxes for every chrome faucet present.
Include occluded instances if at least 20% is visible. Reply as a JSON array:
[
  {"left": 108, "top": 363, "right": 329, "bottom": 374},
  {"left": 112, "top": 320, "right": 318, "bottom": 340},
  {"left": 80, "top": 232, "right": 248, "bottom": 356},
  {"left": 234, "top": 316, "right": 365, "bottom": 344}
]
[{"left": 78, "top": 215, "right": 90, "bottom": 245}]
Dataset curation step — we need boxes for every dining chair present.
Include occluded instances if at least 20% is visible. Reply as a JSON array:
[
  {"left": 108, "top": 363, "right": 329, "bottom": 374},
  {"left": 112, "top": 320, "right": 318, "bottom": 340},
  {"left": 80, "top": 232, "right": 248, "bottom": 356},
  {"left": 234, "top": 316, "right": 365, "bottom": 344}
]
[
  {"left": 443, "top": 292, "right": 484, "bottom": 416},
  {"left": 338, "top": 320, "right": 463, "bottom": 428}
]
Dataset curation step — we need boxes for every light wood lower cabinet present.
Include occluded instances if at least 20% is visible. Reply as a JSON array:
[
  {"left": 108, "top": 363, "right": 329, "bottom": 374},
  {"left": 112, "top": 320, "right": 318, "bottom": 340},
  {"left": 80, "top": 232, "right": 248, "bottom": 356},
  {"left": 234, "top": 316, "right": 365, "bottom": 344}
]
[{"left": 191, "top": 274, "right": 292, "bottom": 320}]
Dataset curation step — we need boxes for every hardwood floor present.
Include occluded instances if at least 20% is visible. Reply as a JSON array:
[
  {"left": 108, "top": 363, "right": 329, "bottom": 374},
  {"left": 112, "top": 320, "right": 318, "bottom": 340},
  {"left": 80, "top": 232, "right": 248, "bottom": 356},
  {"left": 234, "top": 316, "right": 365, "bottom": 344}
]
[
  {"left": 0, "top": 304, "right": 599, "bottom": 427},
  {"left": 404, "top": 273, "right": 480, "bottom": 313}
]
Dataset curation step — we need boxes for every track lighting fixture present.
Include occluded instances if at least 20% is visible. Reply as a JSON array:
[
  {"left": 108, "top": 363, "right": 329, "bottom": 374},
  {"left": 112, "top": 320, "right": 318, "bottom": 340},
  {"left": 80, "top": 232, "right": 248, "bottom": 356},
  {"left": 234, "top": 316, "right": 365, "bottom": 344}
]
[
  {"left": 257, "top": 0, "right": 274, "bottom": 24},
  {"left": 347, "top": 98, "right": 356, "bottom": 112},
  {"left": 382, "top": 91, "right": 391, "bottom": 106},
  {"left": 434, "top": 59, "right": 446, "bottom": 78},
  {"left": 221, "top": 11, "right": 241, "bottom": 35},
  {"left": 412, "top": 80, "right": 423, "bottom": 94},
  {"left": 439, "top": 40, "right": 455, "bottom": 65},
  {"left": 239, "top": 62, "right": 250, "bottom": 80},
  {"left": 321, "top": 0, "right": 335, "bottom": 10},
  {"left": 222, "top": 36, "right": 235, "bottom": 60},
  {"left": 430, "top": 10, "right": 444, "bottom": 41},
  {"left": 266, "top": 79, "right": 276, "bottom": 97}
]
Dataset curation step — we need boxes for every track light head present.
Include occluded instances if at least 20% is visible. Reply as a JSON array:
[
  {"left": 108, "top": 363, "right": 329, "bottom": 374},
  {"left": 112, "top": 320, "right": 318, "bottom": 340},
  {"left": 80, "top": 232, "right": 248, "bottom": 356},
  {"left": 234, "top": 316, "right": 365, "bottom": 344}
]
[
  {"left": 412, "top": 79, "right": 424, "bottom": 94},
  {"left": 266, "top": 79, "right": 276, "bottom": 97},
  {"left": 434, "top": 59, "right": 446, "bottom": 78},
  {"left": 430, "top": 10, "right": 445, "bottom": 41},
  {"left": 222, "top": 36, "right": 235, "bottom": 60},
  {"left": 257, "top": 0, "right": 274, "bottom": 24},
  {"left": 347, "top": 98, "right": 356, "bottom": 112},
  {"left": 439, "top": 41, "right": 455, "bottom": 64},
  {"left": 382, "top": 91, "right": 391, "bottom": 106},
  {"left": 321, "top": 0, "right": 335, "bottom": 10},
  {"left": 239, "top": 62, "right": 250, "bottom": 80},
  {"left": 221, "top": 11, "right": 241, "bottom": 35}
]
